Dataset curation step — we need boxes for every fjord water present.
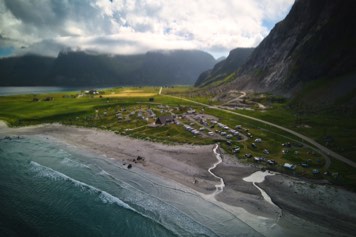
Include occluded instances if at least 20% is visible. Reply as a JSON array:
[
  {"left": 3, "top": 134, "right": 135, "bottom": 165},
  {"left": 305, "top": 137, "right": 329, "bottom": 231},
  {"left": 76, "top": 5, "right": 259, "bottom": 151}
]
[
  {"left": 0, "top": 135, "right": 260, "bottom": 237},
  {"left": 0, "top": 87, "right": 80, "bottom": 96}
]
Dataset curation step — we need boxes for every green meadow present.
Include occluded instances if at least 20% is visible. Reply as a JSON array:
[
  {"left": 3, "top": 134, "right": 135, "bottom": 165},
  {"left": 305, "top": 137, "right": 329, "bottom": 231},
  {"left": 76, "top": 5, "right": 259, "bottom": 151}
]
[{"left": 0, "top": 86, "right": 355, "bottom": 190}]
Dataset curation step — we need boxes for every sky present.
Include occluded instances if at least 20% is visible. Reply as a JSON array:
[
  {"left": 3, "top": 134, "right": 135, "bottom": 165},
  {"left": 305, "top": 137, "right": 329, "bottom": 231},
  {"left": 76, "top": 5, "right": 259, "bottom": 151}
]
[{"left": 0, "top": 0, "right": 294, "bottom": 59}]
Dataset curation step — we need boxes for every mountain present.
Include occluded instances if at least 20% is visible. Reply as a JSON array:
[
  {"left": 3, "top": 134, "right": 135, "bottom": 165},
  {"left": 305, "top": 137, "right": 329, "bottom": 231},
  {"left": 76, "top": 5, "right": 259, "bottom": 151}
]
[
  {"left": 49, "top": 51, "right": 144, "bottom": 86},
  {"left": 215, "top": 56, "right": 226, "bottom": 63},
  {"left": 199, "top": 0, "right": 356, "bottom": 105},
  {"left": 0, "top": 55, "right": 55, "bottom": 86},
  {"left": 133, "top": 50, "right": 216, "bottom": 86},
  {"left": 0, "top": 50, "right": 216, "bottom": 87},
  {"left": 195, "top": 48, "right": 254, "bottom": 87}
]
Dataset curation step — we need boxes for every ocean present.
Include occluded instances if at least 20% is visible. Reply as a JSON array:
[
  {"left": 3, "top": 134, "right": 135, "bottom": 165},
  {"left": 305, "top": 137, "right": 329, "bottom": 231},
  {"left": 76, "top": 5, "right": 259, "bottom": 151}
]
[{"left": 0, "top": 135, "right": 261, "bottom": 237}]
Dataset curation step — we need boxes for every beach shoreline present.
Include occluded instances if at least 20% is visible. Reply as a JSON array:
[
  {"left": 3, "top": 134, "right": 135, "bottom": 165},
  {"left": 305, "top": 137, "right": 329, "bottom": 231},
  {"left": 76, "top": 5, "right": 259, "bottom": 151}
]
[{"left": 1, "top": 121, "right": 355, "bottom": 236}]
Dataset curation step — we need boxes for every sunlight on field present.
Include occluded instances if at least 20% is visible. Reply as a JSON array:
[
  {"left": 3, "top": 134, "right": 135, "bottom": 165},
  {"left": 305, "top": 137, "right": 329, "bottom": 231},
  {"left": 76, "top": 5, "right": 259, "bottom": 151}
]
[
  {"left": 102, "top": 89, "right": 156, "bottom": 98},
  {"left": 122, "top": 89, "right": 145, "bottom": 93}
]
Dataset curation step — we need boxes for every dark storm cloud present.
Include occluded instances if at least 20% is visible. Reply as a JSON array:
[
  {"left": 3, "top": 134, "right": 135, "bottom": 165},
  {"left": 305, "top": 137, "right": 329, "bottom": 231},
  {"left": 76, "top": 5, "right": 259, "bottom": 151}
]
[{"left": 3, "top": 0, "right": 114, "bottom": 37}]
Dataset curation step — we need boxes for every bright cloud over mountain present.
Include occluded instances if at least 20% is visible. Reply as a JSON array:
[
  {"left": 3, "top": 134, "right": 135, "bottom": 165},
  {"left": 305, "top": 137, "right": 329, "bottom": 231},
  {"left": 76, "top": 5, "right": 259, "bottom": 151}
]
[{"left": 0, "top": 0, "right": 293, "bottom": 58}]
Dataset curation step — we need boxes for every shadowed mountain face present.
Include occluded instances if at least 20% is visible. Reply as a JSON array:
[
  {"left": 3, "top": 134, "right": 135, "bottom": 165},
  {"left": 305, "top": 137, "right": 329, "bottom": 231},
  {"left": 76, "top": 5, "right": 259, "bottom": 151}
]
[
  {"left": 195, "top": 48, "right": 254, "bottom": 87},
  {"left": 202, "top": 0, "right": 356, "bottom": 105},
  {"left": 0, "top": 55, "right": 55, "bottom": 86},
  {"left": 0, "top": 50, "right": 216, "bottom": 87}
]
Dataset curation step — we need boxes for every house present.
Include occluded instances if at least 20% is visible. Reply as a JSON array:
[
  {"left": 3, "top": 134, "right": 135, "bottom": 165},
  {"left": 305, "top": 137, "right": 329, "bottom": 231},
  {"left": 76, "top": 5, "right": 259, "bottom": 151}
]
[
  {"left": 90, "top": 90, "right": 99, "bottom": 95},
  {"left": 85, "top": 89, "right": 99, "bottom": 95},
  {"left": 44, "top": 97, "right": 54, "bottom": 101},
  {"left": 155, "top": 115, "right": 175, "bottom": 125}
]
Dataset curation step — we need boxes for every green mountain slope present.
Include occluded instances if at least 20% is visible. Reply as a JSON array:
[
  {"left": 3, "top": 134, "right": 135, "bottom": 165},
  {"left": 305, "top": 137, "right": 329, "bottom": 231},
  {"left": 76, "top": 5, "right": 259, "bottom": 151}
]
[{"left": 195, "top": 48, "right": 254, "bottom": 87}]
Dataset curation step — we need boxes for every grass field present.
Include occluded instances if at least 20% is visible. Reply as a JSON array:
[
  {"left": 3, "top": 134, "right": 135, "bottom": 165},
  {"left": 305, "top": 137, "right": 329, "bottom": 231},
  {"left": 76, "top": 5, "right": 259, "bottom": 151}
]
[
  {"left": 101, "top": 88, "right": 158, "bottom": 98},
  {"left": 0, "top": 86, "right": 355, "bottom": 190}
]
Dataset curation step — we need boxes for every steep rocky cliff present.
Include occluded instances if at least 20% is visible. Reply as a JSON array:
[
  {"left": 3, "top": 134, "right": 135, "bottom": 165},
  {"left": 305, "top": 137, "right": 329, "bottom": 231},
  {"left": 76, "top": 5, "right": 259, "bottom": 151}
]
[{"left": 218, "top": 0, "right": 356, "bottom": 102}]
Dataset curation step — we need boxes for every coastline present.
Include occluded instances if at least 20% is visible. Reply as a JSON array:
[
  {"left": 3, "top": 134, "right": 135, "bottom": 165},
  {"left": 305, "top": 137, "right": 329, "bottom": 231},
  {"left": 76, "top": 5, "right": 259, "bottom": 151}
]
[{"left": 1, "top": 121, "right": 355, "bottom": 236}]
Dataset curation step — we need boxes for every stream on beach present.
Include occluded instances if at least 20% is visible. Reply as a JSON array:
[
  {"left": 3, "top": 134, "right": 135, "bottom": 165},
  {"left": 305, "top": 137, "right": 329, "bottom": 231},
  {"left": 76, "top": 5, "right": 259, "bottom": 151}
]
[{"left": 0, "top": 135, "right": 262, "bottom": 237}]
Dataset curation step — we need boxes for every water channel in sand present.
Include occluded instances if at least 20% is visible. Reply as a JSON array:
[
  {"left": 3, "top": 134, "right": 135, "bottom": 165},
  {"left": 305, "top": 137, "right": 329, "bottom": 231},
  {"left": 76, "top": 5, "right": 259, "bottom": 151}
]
[{"left": 207, "top": 144, "right": 225, "bottom": 197}]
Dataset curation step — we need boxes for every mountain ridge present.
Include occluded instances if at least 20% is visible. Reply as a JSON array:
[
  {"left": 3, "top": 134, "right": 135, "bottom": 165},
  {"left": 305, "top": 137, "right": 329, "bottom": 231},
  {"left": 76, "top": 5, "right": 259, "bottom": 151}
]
[
  {"left": 195, "top": 47, "right": 254, "bottom": 87},
  {"left": 0, "top": 50, "right": 216, "bottom": 87}
]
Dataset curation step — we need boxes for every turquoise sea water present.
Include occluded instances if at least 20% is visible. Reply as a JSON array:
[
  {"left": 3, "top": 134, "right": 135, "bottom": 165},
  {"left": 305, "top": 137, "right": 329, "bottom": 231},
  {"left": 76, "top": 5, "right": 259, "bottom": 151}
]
[{"left": 0, "top": 135, "right": 260, "bottom": 237}]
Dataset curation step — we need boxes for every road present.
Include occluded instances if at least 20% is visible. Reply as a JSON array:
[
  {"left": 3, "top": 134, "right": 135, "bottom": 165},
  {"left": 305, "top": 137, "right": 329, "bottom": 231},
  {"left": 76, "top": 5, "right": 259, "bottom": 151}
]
[
  {"left": 223, "top": 91, "right": 246, "bottom": 105},
  {"left": 162, "top": 93, "right": 356, "bottom": 168},
  {"left": 224, "top": 91, "right": 267, "bottom": 109}
]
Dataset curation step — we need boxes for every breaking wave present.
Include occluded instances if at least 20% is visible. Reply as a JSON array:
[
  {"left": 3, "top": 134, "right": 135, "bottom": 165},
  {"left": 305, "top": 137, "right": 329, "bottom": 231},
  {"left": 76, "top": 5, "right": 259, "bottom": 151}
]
[
  {"left": 29, "top": 161, "right": 135, "bottom": 211},
  {"left": 60, "top": 157, "right": 90, "bottom": 169}
]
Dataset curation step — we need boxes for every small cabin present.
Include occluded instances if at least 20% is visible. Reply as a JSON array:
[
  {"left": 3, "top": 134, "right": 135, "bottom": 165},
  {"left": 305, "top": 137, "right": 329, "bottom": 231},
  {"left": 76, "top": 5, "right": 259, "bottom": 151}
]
[
  {"left": 155, "top": 115, "right": 175, "bottom": 125},
  {"left": 85, "top": 90, "right": 99, "bottom": 95}
]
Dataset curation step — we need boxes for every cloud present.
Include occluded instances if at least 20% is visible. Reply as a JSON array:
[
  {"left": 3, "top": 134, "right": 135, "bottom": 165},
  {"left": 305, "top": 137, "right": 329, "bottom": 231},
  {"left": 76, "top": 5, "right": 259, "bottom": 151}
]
[{"left": 0, "top": 0, "right": 294, "bottom": 58}]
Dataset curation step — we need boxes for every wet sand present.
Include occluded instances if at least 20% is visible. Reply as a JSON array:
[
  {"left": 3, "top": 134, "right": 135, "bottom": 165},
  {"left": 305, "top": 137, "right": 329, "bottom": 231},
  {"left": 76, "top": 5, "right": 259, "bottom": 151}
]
[{"left": 1, "top": 122, "right": 355, "bottom": 236}]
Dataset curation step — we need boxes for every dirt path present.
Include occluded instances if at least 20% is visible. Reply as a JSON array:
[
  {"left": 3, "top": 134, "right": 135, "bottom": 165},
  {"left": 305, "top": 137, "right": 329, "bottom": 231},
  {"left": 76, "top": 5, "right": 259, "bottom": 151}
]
[{"left": 224, "top": 91, "right": 246, "bottom": 105}]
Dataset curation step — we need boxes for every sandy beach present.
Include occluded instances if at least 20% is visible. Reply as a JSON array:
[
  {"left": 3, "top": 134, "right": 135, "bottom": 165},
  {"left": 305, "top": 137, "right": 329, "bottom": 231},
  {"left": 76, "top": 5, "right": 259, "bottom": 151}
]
[{"left": 1, "top": 122, "right": 355, "bottom": 236}]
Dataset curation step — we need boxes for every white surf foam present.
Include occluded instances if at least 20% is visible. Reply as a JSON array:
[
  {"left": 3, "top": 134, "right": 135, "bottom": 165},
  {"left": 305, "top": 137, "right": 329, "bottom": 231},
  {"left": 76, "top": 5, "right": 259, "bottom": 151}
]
[
  {"left": 29, "top": 161, "right": 135, "bottom": 211},
  {"left": 97, "top": 169, "right": 110, "bottom": 176},
  {"left": 61, "top": 157, "right": 90, "bottom": 169}
]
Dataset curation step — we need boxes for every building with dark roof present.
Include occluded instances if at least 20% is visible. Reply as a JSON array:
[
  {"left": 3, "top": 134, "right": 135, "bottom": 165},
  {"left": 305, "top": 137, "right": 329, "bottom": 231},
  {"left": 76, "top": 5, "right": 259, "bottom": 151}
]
[{"left": 155, "top": 115, "right": 175, "bottom": 125}]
